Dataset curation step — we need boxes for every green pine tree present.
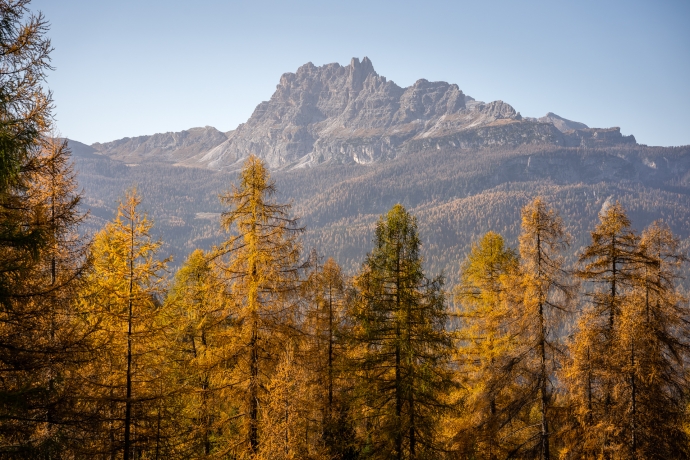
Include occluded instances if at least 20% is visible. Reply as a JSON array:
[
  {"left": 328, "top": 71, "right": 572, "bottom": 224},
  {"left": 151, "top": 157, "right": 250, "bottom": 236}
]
[{"left": 351, "top": 204, "right": 453, "bottom": 460}]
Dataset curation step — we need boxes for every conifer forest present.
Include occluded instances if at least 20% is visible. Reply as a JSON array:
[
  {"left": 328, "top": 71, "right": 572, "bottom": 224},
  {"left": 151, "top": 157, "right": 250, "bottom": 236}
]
[{"left": 1, "top": 1, "right": 690, "bottom": 459}]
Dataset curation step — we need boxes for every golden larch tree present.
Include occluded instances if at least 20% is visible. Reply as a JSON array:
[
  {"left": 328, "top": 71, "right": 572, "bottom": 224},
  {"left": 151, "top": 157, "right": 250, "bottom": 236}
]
[
  {"left": 78, "top": 189, "right": 171, "bottom": 460},
  {"left": 566, "top": 201, "right": 641, "bottom": 458},
  {"left": 451, "top": 231, "right": 519, "bottom": 459},
  {"left": 212, "top": 155, "right": 304, "bottom": 458},
  {"left": 166, "top": 248, "right": 237, "bottom": 458}
]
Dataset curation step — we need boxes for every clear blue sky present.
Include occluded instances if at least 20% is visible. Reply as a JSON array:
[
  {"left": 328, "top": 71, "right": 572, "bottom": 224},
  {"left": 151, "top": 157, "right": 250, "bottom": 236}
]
[{"left": 32, "top": 0, "right": 690, "bottom": 147}]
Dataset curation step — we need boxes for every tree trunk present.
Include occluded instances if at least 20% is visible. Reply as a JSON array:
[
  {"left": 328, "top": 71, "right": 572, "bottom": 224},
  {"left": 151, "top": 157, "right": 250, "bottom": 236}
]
[{"left": 124, "top": 216, "right": 135, "bottom": 460}]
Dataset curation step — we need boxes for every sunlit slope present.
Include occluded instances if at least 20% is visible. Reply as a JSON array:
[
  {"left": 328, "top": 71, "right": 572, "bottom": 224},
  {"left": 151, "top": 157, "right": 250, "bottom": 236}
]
[{"left": 73, "top": 143, "right": 690, "bottom": 285}]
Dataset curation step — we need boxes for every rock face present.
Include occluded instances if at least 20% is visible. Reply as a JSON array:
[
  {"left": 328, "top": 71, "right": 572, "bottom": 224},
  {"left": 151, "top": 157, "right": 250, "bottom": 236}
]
[
  {"left": 92, "top": 126, "right": 228, "bottom": 163},
  {"left": 184, "top": 58, "right": 635, "bottom": 169},
  {"left": 86, "top": 58, "right": 637, "bottom": 170},
  {"left": 531, "top": 112, "right": 589, "bottom": 132}
]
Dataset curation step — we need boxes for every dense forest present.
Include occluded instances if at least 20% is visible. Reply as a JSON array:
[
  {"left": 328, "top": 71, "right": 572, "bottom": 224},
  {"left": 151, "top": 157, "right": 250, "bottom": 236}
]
[
  {"left": 2, "top": 1, "right": 690, "bottom": 459},
  {"left": 70, "top": 138, "right": 690, "bottom": 287}
]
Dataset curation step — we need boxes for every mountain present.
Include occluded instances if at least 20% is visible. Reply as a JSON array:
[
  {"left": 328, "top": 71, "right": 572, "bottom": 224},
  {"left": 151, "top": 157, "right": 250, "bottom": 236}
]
[
  {"left": 70, "top": 140, "right": 690, "bottom": 285},
  {"left": 183, "top": 57, "right": 635, "bottom": 169},
  {"left": 91, "top": 126, "right": 228, "bottom": 164},
  {"left": 533, "top": 112, "right": 589, "bottom": 132},
  {"left": 69, "top": 58, "right": 689, "bottom": 286},
  {"left": 86, "top": 58, "right": 635, "bottom": 170}
]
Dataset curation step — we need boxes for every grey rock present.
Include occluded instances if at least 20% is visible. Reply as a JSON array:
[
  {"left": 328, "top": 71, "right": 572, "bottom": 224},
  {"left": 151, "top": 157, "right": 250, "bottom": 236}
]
[
  {"left": 184, "top": 58, "right": 634, "bottom": 170},
  {"left": 536, "top": 112, "right": 589, "bottom": 132},
  {"left": 92, "top": 126, "right": 228, "bottom": 164},
  {"left": 88, "top": 58, "right": 638, "bottom": 170},
  {"left": 184, "top": 57, "right": 535, "bottom": 169}
]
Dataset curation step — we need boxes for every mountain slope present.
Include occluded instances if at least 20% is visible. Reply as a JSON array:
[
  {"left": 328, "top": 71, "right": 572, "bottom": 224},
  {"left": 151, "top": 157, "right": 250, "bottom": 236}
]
[
  {"left": 71, "top": 140, "right": 690, "bottom": 285},
  {"left": 91, "top": 126, "right": 228, "bottom": 164}
]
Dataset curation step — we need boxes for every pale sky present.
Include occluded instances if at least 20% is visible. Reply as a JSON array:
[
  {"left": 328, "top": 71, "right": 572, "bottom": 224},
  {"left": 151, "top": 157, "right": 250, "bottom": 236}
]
[{"left": 32, "top": 0, "right": 690, "bottom": 147}]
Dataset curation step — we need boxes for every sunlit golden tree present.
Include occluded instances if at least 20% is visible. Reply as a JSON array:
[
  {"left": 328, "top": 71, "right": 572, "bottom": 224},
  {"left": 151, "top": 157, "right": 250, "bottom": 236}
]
[
  {"left": 588, "top": 221, "right": 690, "bottom": 459},
  {"left": 450, "top": 231, "right": 519, "bottom": 459},
  {"left": 566, "top": 202, "right": 641, "bottom": 458},
  {"left": 212, "top": 155, "right": 304, "bottom": 458},
  {"left": 515, "top": 198, "right": 573, "bottom": 460},
  {"left": 166, "top": 248, "right": 237, "bottom": 458},
  {"left": 78, "top": 190, "right": 171, "bottom": 459}
]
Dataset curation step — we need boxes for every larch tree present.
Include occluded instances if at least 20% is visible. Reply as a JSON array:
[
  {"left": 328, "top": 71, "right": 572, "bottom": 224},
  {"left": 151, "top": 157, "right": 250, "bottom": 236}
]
[
  {"left": 0, "top": 2, "right": 65, "bottom": 453},
  {"left": 302, "top": 256, "right": 357, "bottom": 459},
  {"left": 78, "top": 189, "right": 171, "bottom": 460},
  {"left": 566, "top": 201, "right": 641, "bottom": 458},
  {"left": 256, "top": 340, "right": 311, "bottom": 460},
  {"left": 451, "top": 231, "right": 519, "bottom": 459},
  {"left": 614, "top": 221, "right": 689, "bottom": 459},
  {"left": 351, "top": 204, "right": 453, "bottom": 460},
  {"left": 212, "top": 155, "right": 304, "bottom": 458},
  {"left": 514, "top": 197, "right": 573, "bottom": 460},
  {"left": 166, "top": 248, "right": 235, "bottom": 458},
  {"left": 0, "top": 136, "right": 88, "bottom": 455},
  {"left": 21, "top": 137, "right": 89, "bottom": 454}
]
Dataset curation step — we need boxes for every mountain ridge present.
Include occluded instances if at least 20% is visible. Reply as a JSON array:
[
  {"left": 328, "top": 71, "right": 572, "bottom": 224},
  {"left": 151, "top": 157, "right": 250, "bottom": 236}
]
[{"left": 83, "top": 57, "right": 636, "bottom": 170}]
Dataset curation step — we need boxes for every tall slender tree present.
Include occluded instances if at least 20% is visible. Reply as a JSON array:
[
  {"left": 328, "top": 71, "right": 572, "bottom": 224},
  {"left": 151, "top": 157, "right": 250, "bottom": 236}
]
[
  {"left": 351, "top": 204, "right": 453, "bottom": 460},
  {"left": 0, "top": 3, "right": 65, "bottom": 453},
  {"left": 302, "top": 256, "right": 357, "bottom": 459},
  {"left": 453, "top": 199, "right": 572, "bottom": 460},
  {"left": 616, "top": 220, "right": 690, "bottom": 459},
  {"left": 566, "top": 202, "right": 641, "bottom": 458},
  {"left": 574, "top": 220, "right": 690, "bottom": 459},
  {"left": 212, "top": 155, "right": 304, "bottom": 458},
  {"left": 516, "top": 198, "right": 573, "bottom": 460},
  {"left": 451, "top": 231, "right": 519, "bottom": 459},
  {"left": 0, "top": 136, "right": 88, "bottom": 455},
  {"left": 78, "top": 189, "right": 170, "bottom": 459}
]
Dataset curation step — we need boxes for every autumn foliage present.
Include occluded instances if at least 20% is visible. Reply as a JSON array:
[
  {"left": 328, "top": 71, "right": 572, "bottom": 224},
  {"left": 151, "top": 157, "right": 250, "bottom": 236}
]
[{"left": 1, "top": 2, "right": 689, "bottom": 459}]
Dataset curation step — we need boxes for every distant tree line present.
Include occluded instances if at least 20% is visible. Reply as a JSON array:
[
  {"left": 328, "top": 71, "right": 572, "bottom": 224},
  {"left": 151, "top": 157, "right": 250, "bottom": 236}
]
[{"left": 1, "top": 2, "right": 690, "bottom": 459}]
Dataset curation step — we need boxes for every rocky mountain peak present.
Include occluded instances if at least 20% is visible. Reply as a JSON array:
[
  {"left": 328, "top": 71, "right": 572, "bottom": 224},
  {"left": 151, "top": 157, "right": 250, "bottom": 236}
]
[
  {"left": 83, "top": 58, "right": 638, "bottom": 170},
  {"left": 349, "top": 56, "right": 377, "bottom": 91},
  {"left": 536, "top": 112, "right": 589, "bottom": 132},
  {"left": 176, "top": 58, "right": 635, "bottom": 170}
]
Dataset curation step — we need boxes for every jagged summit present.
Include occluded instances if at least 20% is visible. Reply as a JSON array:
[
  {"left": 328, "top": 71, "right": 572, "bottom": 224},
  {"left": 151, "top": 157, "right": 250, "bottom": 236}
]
[
  {"left": 182, "top": 57, "right": 634, "bottom": 170},
  {"left": 87, "top": 58, "right": 636, "bottom": 169}
]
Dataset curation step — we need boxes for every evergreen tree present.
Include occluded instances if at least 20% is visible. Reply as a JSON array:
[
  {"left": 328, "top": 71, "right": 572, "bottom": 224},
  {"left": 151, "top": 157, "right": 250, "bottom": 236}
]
[
  {"left": 77, "top": 189, "right": 171, "bottom": 459},
  {"left": 212, "top": 155, "right": 304, "bottom": 458},
  {"left": 351, "top": 204, "right": 453, "bottom": 460}
]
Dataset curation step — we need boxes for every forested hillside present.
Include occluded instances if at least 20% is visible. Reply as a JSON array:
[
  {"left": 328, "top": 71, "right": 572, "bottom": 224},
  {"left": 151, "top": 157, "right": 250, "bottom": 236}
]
[{"left": 73, "top": 141, "right": 690, "bottom": 284}]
